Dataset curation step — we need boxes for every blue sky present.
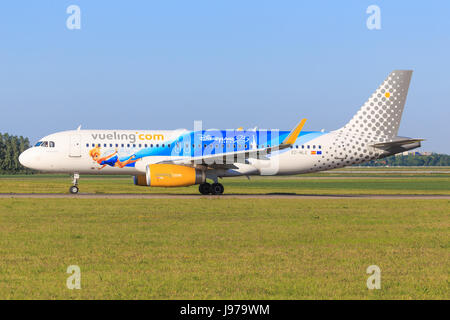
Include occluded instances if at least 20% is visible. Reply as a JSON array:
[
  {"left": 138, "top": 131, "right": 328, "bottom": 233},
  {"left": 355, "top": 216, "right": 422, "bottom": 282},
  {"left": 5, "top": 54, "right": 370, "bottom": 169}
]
[{"left": 0, "top": 1, "right": 449, "bottom": 153}]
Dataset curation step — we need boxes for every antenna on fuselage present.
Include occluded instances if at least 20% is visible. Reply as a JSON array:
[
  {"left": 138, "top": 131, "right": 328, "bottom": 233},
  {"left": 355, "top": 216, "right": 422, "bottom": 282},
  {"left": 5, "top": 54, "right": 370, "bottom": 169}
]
[{"left": 77, "top": 125, "right": 82, "bottom": 131}]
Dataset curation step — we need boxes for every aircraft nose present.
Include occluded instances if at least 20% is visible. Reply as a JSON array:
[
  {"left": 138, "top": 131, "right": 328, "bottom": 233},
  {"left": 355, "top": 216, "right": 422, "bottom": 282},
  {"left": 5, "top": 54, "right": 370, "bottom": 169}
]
[{"left": 19, "top": 149, "right": 33, "bottom": 169}]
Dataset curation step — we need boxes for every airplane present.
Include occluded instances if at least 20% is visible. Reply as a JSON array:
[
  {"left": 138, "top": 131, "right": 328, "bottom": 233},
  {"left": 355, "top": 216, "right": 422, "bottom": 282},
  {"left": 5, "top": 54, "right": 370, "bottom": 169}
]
[{"left": 19, "top": 70, "right": 423, "bottom": 195}]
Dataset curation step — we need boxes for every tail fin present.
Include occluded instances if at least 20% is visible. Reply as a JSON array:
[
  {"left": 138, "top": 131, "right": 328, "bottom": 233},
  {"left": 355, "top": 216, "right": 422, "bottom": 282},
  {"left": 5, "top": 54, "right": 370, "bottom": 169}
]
[{"left": 340, "top": 70, "right": 413, "bottom": 139}]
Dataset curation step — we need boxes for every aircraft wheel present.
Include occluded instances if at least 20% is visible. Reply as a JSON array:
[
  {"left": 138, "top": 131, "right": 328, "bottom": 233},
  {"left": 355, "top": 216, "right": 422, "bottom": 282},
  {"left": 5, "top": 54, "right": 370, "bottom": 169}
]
[
  {"left": 69, "top": 186, "right": 79, "bottom": 194},
  {"left": 199, "top": 183, "right": 212, "bottom": 195},
  {"left": 211, "top": 183, "right": 224, "bottom": 195}
]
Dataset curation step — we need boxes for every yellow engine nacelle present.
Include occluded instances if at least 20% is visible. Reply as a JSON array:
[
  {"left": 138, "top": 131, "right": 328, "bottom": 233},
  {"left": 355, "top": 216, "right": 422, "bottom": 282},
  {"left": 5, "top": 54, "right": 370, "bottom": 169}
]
[{"left": 133, "top": 164, "right": 206, "bottom": 187}]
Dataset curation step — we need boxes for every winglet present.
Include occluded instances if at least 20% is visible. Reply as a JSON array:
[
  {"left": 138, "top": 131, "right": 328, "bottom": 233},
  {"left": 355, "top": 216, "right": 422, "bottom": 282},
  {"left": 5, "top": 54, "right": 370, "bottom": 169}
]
[{"left": 282, "top": 119, "right": 307, "bottom": 145}]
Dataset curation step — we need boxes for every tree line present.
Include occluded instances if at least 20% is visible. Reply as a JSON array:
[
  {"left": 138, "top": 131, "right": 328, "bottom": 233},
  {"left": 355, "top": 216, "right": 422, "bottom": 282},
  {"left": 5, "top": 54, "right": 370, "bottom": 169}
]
[
  {"left": 0, "top": 132, "right": 449, "bottom": 174},
  {"left": 359, "top": 153, "right": 450, "bottom": 167},
  {"left": 0, "top": 133, "right": 32, "bottom": 174}
]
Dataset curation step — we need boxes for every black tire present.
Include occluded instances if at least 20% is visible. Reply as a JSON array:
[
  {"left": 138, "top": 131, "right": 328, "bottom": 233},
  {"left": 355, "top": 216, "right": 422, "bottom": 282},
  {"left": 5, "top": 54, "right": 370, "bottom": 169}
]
[
  {"left": 69, "top": 186, "right": 79, "bottom": 194},
  {"left": 199, "top": 183, "right": 212, "bottom": 195},
  {"left": 211, "top": 183, "right": 224, "bottom": 195}
]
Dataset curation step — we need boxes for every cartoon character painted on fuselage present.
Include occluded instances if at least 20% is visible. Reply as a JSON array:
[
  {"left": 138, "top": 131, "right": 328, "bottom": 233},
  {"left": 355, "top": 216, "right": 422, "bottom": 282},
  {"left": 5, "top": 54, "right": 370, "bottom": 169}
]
[{"left": 89, "top": 146, "right": 140, "bottom": 170}]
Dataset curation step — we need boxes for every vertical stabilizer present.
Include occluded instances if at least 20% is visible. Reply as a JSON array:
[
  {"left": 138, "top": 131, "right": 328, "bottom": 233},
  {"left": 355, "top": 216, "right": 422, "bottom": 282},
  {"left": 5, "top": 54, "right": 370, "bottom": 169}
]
[{"left": 340, "top": 70, "right": 413, "bottom": 139}]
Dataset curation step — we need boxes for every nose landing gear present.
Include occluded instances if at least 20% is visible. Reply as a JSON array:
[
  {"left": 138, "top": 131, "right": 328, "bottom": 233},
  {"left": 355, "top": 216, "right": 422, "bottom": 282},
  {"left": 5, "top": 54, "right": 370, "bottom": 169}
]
[
  {"left": 69, "top": 185, "right": 79, "bottom": 194},
  {"left": 199, "top": 182, "right": 224, "bottom": 195},
  {"left": 70, "top": 173, "right": 80, "bottom": 194}
]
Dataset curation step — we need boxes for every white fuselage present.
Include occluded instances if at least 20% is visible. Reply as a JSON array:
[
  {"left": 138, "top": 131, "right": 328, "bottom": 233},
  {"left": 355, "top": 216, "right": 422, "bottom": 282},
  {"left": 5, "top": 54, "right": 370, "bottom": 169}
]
[{"left": 18, "top": 128, "right": 396, "bottom": 178}]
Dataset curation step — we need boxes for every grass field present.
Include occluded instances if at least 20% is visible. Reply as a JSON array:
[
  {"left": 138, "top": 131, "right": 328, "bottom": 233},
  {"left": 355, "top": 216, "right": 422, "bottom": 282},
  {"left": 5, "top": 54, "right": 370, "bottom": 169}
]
[
  {"left": 0, "top": 198, "right": 448, "bottom": 299},
  {"left": 0, "top": 169, "right": 449, "bottom": 299},
  {"left": 0, "top": 169, "right": 449, "bottom": 195}
]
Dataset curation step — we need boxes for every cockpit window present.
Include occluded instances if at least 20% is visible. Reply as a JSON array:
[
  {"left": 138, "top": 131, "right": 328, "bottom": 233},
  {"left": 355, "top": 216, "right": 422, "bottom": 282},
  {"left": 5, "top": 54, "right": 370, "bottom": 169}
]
[{"left": 34, "top": 141, "right": 55, "bottom": 147}]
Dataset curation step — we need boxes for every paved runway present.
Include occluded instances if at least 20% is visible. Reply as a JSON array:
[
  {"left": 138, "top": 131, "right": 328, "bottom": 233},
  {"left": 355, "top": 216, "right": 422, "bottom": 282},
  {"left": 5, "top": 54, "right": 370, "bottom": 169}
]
[{"left": 0, "top": 193, "right": 448, "bottom": 199}]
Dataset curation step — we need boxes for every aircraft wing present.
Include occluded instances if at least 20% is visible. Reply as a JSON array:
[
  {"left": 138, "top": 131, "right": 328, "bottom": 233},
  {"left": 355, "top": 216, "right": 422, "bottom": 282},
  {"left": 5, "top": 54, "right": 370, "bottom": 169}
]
[{"left": 161, "top": 118, "right": 307, "bottom": 168}]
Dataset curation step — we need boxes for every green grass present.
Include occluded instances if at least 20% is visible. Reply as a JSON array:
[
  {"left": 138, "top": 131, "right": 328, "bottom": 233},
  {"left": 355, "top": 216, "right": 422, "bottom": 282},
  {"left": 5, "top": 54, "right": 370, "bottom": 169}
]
[
  {"left": 0, "top": 174, "right": 449, "bottom": 195},
  {"left": 0, "top": 198, "right": 448, "bottom": 299}
]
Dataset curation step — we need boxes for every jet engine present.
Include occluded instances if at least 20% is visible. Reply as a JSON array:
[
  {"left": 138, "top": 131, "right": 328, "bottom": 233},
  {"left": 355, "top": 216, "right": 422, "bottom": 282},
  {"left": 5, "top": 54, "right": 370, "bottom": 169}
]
[{"left": 133, "top": 164, "right": 206, "bottom": 187}]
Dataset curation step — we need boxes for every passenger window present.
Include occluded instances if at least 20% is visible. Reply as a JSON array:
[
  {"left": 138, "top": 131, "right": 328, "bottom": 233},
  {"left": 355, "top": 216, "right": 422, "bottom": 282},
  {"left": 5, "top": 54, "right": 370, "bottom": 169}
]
[
  {"left": 307, "top": 145, "right": 310, "bottom": 149},
  {"left": 104, "top": 144, "right": 107, "bottom": 147},
  {"left": 319, "top": 145, "right": 321, "bottom": 149},
  {"left": 313, "top": 145, "right": 316, "bottom": 149},
  {"left": 116, "top": 144, "right": 118, "bottom": 147},
  {"left": 151, "top": 144, "right": 154, "bottom": 147},
  {"left": 121, "top": 144, "right": 124, "bottom": 147},
  {"left": 86, "top": 143, "right": 89, "bottom": 147},
  {"left": 302, "top": 145, "right": 304, "bottom": 149},
  {"left": 156, "top": 144, "right": 159, "bottom": 147},
  {"left": 162, "top": 144, "right": 165, "bottom": 147},
  {"left": 139, "top": 144, "right": 142, "bottom": 148},
  {"left": 127, "top": 144, "right": 130, "bottom": 148},
  {"left": 133, "top": 144, "right": 136, "bottom": 148},
  {"left": 144, "top": 144, "right": 147, "bottom": 148},
  {"left": 110, "top": 144, "right": 113, "bottom": 147}
]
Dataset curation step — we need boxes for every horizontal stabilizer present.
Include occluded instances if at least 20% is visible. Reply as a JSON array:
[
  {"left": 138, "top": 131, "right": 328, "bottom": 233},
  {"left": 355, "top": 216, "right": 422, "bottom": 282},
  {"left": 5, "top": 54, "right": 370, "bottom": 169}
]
[{"left": 371, "top": 138, "right": 424, "bottom": 150}]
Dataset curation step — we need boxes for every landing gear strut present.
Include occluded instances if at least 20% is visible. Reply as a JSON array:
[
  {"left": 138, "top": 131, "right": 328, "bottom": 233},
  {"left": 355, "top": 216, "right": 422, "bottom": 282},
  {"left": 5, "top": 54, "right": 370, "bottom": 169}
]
[
  {"left": 70, "top": 173, "right": 80, "bottom": 194},
  {"left": 199, "top": 182, "right": 224, "bottom": 195}
]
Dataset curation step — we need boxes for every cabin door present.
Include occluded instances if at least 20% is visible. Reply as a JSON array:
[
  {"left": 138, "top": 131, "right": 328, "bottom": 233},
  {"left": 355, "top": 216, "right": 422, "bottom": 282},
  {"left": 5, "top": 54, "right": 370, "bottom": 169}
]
[{"left": 69, "top": 135, "right": 82, "bottom": 157}]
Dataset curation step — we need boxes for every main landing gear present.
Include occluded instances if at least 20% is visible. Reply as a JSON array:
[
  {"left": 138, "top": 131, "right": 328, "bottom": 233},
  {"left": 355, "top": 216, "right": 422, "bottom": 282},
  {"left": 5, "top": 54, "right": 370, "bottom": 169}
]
[
  {"left": 199, "top": 182, "right": 224, "bottom": 195},
  {"left": 70, "top": 173, "right": 80, "bottom": 194}
]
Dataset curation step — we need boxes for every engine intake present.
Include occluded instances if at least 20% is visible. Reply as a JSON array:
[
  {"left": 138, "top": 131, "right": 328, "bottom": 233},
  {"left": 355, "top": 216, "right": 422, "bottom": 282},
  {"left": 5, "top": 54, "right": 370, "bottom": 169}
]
[{"left": 133, "top": 164, "right": 205, "bottom": 187}]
